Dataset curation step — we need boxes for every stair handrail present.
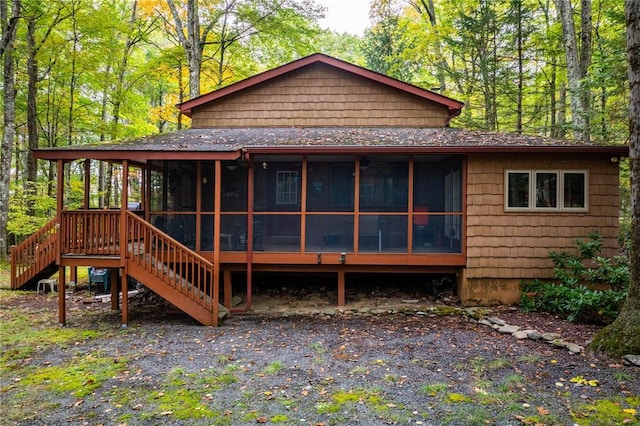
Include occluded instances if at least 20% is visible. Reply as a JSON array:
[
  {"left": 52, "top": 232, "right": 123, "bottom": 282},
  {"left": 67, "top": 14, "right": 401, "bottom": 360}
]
[
  {"left": 125, "top": 211, "right": 218, "bottom": 314},
  {"left": 10, "top": 218, "right": 58, "bottom": 289}
]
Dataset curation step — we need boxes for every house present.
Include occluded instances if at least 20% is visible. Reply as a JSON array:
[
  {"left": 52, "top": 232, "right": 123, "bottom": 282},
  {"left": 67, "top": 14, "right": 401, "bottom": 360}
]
[{"left": 11, "top": 53, "right": 627, "bottom": 326}]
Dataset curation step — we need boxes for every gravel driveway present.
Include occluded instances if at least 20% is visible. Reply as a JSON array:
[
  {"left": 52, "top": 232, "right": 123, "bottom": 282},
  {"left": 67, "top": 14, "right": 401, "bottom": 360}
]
[{"left": 1, "top": 288, "right": 638, "bottom": 426}]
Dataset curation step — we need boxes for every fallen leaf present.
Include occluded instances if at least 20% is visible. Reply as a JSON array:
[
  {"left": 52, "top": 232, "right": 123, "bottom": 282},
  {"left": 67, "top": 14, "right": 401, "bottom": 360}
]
[{"left": 537, "top": 406, "right": 549, "bottom": 415}]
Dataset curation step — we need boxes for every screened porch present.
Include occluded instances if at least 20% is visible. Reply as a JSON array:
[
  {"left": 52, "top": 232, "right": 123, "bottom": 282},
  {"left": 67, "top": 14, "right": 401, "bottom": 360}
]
[{"left": 147, "top": 154, "right": 464, "bottom": 256}]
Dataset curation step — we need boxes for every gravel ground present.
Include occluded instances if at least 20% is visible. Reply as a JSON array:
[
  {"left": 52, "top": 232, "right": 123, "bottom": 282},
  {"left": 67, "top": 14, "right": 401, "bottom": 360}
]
[{"left": 1, "top": 285, "right": 639, "bottom": 426}]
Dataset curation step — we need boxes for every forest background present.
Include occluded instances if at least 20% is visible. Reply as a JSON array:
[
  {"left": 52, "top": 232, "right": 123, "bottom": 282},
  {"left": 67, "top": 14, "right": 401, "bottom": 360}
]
[{"left": 0, "top": 0, "right": 629, "bottom": 259}]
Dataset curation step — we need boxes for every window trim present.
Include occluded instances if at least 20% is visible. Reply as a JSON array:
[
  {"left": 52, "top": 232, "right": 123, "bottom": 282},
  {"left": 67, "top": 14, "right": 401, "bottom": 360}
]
[{"left": 504, "top": 169, "right": 588, "bottom": 212}]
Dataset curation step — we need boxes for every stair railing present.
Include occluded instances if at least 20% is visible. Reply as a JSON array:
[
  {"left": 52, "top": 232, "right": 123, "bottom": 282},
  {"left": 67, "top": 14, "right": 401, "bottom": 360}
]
[
  {"left": 125, "top": 211, "right": 218, "bottom": 312},
  {"left": 10, "top": 218, "right": 58, "bottom": 289}
]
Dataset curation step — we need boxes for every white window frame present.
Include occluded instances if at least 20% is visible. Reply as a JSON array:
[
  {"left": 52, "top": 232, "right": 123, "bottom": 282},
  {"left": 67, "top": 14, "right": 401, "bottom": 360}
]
[
  {"left": 505, "top": 170, "right": 588, "bottom": 212},
  {"left": 534, "top": 170, "right": 559, "bottom": 210},
  {"left": 276, "top": 170, "right": 298, "bottom": 205},
  {"left": 561, "top": 170, "right": 589, "bottom": 211},
  {"left": 504, "top": 170, "right": 531, "bottom": 211}
]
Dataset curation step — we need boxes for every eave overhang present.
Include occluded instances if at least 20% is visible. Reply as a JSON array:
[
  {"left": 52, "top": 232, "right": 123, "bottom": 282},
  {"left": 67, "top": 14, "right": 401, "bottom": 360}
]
[{"left": 33, "top": 127, "right": 628, "bottom": 162}]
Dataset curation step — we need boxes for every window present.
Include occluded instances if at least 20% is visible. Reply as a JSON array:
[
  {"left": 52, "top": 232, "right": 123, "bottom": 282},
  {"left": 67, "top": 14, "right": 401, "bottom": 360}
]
[
  {"left": 535, "top": 172, "right": 557, "bottom": 208},
  {"left": 507, "top": 172, "right": 529, "bottom": 208},
  {"left": 276, "top": 171, "right": 298, "bottom": 205},
  {"left": 563, "top": 172, "right": 587, "bottom": 208},
  {"left": 505, "top": 170, "right": 587, "bottom": 211}
]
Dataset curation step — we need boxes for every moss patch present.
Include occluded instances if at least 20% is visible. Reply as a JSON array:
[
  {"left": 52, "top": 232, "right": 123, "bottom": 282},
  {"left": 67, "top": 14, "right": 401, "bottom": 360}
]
[
  {"left": 20, "top": 352, "right": 127, "bottom": 398},
  {"left": 0, "top": 305, "right": 103, "bottom": 373},
  {"left": 148, "top": 366, "right": 239, "bottom": 421},
  {"left": 572, "top": 397, "right": 640, "bottom": 426}
]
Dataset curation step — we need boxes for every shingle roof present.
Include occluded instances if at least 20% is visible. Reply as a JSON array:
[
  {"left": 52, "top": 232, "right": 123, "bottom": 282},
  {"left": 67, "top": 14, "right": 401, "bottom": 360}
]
[{"left": 33, "top": 127, "right": 628, "bottom": 161}]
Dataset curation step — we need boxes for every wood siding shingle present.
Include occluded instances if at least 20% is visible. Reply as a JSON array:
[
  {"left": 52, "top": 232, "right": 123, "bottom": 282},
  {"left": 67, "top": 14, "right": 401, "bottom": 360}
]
[
  {"left": 190, "top": 63, "right": 449, "bottom": 128},
  {"left": 465, "top": 155, "right": 620, "bottom": 280}
]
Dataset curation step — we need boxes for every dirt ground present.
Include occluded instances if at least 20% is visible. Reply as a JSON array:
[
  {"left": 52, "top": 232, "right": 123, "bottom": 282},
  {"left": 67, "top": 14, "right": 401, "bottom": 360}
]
[{"left": 1, "top": 280, "right": 639, "bottom": 426}]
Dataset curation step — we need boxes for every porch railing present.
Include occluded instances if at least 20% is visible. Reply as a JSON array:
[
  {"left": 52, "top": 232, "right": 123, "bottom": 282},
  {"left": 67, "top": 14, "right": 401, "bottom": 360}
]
[
  {"left": 125, "top": 211, "right": 217, "bottom": 313},
  {"left": 60, "top": 210, "right": 121, "bottom": 255},
  {"left": 10, "top": 218, "right": 58, "bottom": 289}
]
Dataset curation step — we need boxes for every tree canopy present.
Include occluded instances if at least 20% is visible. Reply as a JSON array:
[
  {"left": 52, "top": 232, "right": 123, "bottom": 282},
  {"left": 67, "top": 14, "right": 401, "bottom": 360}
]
[{"left": 0, "top": 0, "right": 630, "bottom": 248}]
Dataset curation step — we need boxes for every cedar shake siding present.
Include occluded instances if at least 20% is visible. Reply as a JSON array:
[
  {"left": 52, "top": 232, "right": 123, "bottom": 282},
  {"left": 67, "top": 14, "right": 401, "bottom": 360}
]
[
  {"left": 190, "top": 63, "right": 450, "bottom": 128},
  {"left": 465, "top": 154, "right": 620, "bottom": 281},
  {"left": 461, "top": 154, "right": 620, "bottom": 305}
]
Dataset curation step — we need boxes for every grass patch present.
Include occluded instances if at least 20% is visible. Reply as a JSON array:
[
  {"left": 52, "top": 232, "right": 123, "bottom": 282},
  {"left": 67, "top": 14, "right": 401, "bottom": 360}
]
[
  {"left": 309, "top": 341, "right": 325, "bottom": 353},
  {"left": 349, "top": 365, "right": 369, "bottom": 375},
  {"left": 443, "top": 405, "right": 493, "bottom": 426},
  {"left": 262, "top": 360, "right": 284, "bottom": 375},
  {"left": 420, "top": 382, "right": 448, "bottom": 396}
]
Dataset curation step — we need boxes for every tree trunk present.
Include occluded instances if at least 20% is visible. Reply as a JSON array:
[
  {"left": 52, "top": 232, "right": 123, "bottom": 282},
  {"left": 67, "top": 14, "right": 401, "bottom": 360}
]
[
  {"left": 589, "top": 0, "right": 640, "bottom": 357},
  {"left": 98, "top": 65, "right": 110, "bottom": 208},
  {"left": 167, "top": 0, "right": 203, "bottom": 99},
  {"left": 515, "top": 0, "right": 523, "bottom": 134},
  {"left": 0, "top": 0, "right": 20, "bottom": 260},
  {"left": 415, "top": 0, "right": 447, "bottom": 91},
  {"left": 25, "top": 17, "right": 39, "bottom": 211},
  {"left": 554, "top": 0, "right": 591, "bottom": 142}
]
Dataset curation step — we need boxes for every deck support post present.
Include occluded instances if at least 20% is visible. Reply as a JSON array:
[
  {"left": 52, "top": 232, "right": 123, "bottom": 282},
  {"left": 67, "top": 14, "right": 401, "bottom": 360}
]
[
  {"left": 337, "top": 270, "right": 345, "bottom": 306},
  {"left": 121, "top": 267, "right": 128, "bottom": 327},
  {"left": 110, "top": 268, "right": 119, "bottom": 311},
  {"left": 70, "top": 267, "right": 77, "bottom": 286},
  {"left": 223, "top": 269, "right": 232, "bottom": 309},
  {"left": 58, "top": 266, "right": 66, "bottom": 326}
]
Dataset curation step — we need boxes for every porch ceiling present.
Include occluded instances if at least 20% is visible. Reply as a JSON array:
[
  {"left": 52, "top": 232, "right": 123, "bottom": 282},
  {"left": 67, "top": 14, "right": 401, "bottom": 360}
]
[{"left": 33, "top": 127, "right": 629, "bottom": 162}]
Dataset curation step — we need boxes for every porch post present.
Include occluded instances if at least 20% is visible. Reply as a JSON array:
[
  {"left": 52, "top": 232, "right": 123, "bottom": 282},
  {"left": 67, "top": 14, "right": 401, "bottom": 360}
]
[
  {"left": 121, "top": 266, "right": 128, "bottom": 327},
  {"left": 120, "top": 160, "right": 128, "bottom": 266},
  {"left": 212, "top": 160, "right": 222, "bottom": 326},
  {"left": 56, "top": 160, "right": 64, "bottom": 266},
  {"left": 84, "top": 159, "right": 91, "bottom": 208},
  {"left": 58, "top": 265, "right": 66, "bottom": 326},
  {"left": 110, "top": 267, "right": 119, "bottom": 311},
  {"left": 337, "top": 270, "right": 345, "bottom": 306},
  {"left": 121, "top": 160, "right": 129, "bottom": 327},
  {"left": 246, "top": 154, "right": 254, "bottom": 310},
  {"left": 223, "top": 269, "right": 232, "bottom": 309},
  {"left": 70, "top": 267, "right": 77, "bottom": 286}
]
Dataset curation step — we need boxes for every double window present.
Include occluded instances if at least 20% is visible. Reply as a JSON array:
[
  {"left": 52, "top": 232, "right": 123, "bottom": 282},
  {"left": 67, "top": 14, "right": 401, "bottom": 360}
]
[{"left": 505, "top": 170, "right": 588, "bottom": 211}]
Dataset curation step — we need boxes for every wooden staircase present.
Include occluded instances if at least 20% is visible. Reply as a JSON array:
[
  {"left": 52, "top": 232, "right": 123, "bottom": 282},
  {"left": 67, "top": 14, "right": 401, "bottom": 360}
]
[
  {"left": 9, "top": 210, "right": 226, "bottom": 326},
  {"left": 10, "top": 219, "right": 58, "bottom": 290},
  {"left": 125, "top": 212, "right": 227, "bottom": 325}
]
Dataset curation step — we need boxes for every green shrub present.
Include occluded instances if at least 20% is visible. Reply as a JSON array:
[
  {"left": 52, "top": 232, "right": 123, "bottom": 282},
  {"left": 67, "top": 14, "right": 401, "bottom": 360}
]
[{"left": 520, "top": 232, "right": 629, "bottom": 324}]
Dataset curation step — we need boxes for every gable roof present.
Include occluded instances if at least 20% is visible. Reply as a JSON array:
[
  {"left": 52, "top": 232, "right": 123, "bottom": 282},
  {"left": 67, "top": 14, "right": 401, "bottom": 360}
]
[{"left": 178, "top": 53, "right": 465, "bottom": 122}]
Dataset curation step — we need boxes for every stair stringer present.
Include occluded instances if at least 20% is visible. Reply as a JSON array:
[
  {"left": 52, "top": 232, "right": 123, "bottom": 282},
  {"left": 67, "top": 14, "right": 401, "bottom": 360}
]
[{"left": 126, "top": 260, "right": 227, "bottom": 326}]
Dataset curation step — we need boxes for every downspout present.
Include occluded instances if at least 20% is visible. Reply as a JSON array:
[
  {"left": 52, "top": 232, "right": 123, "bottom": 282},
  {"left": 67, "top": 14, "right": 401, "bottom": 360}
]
[{"left": 232, "top": 151, "right": 253, "bottom": 313}]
